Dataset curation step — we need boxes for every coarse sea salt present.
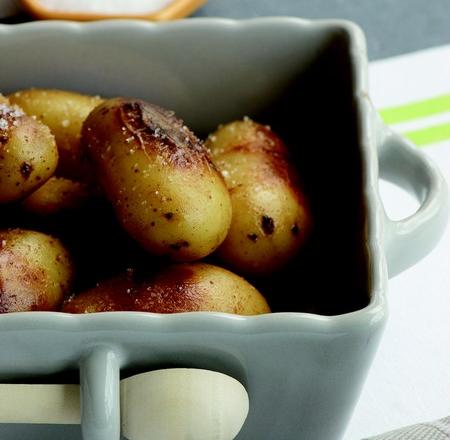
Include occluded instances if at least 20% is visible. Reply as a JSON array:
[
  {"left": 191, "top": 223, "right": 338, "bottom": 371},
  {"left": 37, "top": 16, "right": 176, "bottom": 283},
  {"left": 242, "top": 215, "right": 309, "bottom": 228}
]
[
  {"left": 37, "top": 0, "right": 174, "bottom": 14},
  {"left": 0, "top": 103, "right": 24, "bottom": 132}
]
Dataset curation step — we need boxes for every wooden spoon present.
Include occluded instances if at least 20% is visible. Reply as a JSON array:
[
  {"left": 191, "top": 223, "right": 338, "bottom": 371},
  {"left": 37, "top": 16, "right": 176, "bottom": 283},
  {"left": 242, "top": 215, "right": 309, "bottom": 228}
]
[{"left": 0, "top": 368, "right": 249, "bottom": 440}]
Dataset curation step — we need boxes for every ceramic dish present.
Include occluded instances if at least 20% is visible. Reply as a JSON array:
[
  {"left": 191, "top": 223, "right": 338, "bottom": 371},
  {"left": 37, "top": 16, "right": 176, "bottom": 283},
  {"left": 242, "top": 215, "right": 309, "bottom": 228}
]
[{"left": 0, "top": 18, "right": 448, "bottom": 440}]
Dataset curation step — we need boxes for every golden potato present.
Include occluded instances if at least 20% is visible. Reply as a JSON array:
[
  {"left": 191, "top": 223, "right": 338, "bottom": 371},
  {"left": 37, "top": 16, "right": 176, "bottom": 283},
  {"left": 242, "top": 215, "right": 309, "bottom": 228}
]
[
  {"left": 8, "top": 89, "right": 103, "bottom": 179},
  {"left": 0, "top": 229, "right": 74, "bottom": 312},
  {"left": 206, "top": 119, "right": 312, "bottom": 275},
  {"left": 62, "top": 263, "right": 270, "bottom": 315},
  {"left": 82, "top": 98, "right": 232, "bottom": 261},
  {"left": 0, "top": 94, "right": 8, "bottom": 105},
  {"left": 22, "top": 176, "right": 92, "bottom": 215},
  {"left": 0, "top": 101, "right": 58, "bottom": 203}
]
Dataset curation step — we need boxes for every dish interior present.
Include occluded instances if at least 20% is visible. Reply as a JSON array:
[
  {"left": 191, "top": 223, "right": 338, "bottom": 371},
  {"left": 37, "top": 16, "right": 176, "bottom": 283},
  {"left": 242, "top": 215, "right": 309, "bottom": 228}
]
[{"left": 0, "top": 21, "right": 370, "bottom": 315}]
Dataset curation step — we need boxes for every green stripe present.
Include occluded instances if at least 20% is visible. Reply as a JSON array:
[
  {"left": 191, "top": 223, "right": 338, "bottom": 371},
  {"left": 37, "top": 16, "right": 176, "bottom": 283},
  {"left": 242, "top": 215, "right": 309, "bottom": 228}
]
[
  {"left": 380, "top": 93, "right": 450, "bottom": 124},
  {"left": 404, "top": 121, "right": 450, "bottom": 146}
]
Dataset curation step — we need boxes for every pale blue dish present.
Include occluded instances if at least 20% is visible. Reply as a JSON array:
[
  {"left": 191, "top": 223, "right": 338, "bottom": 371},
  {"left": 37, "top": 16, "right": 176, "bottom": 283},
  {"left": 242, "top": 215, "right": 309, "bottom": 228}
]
[{"left": 0, "top": 18, "right": 447, "bottom": 440}]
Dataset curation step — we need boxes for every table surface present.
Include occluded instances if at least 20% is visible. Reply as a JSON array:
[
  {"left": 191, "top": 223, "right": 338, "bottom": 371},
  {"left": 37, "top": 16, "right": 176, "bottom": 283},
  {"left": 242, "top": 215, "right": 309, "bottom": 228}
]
[
  {"left": 1, "top": 2, "right": 450, "bottom": 440},
  {"left": 194, "top": 0, "right": 450, "bottom": 60}
]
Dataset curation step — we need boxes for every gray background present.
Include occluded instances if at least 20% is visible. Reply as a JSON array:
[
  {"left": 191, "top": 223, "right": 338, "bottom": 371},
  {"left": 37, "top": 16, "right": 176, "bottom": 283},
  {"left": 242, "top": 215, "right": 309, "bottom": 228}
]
[{"left": 194, "top": 0, "right": 450, "bottom": 60}]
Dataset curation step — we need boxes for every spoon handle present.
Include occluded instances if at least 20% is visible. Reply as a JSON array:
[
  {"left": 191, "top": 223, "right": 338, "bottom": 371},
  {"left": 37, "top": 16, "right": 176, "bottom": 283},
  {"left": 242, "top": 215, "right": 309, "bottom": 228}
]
[{"left": 0, "top": 383, "right": 80, "bottom": 424}]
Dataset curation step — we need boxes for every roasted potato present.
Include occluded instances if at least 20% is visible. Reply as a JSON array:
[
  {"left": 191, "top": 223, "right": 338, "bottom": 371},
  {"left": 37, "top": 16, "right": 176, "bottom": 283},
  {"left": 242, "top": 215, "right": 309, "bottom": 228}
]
[
  {"left": 8, "top": 89, "right": 103, "bottom": 180},
  {"left": 0, "top": 229, "right": 74, "bottom": 312},
  {"left": 82, "top": 98, "right": 232, "bottom": 261},
  {"left": 206, "top": 119, "right": 312, "bottom": 275},
  {"left": 62, "top": 263, "right": 270, "bottom": 315},
  {"left": 0, "top": 101, "right": 58, "bottom": 203},
  {"left": 22, "top": 176, "right": 92, "bottom": 215}
]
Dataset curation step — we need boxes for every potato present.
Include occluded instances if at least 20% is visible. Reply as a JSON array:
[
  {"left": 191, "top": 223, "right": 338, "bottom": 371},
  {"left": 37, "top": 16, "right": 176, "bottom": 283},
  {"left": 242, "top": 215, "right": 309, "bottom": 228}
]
[
  {"left": 0, "top": 101, "right": 58, "bottom": 203},
  {"left": 8, "top": 89, "right": 103, "bottom": 179},
  {"left": 82, "top": 98, "right": 232, "bottom": 261},
  {"left": 206, "top": 119, "right": 312, "bottom": 275},
  {"left": 62, "top": 263, "right": 270, "bottom": 315},
  {"left": 22, "top": 176, "right": 92, "bottom": 215},
  {"left": 0, "top": 94, "right": 8, "bottom": 105},
  {"left": 0, "top": 229, "right": 74, "bottom": 312}
]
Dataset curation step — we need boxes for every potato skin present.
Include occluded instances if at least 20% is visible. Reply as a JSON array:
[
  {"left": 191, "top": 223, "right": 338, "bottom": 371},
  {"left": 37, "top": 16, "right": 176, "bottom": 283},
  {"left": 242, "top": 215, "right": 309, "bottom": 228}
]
[
  {"left": 206, "top": 119, "right": 312, "bottom": 275},
  {"left": 0, "top": 229, "right": 74, "bottom": 312},
  {"left": 22, "top": 176, "right": 92, "bottom": 215},
  {"left": 8, "top": 89, "right": 103, "bottom": 179},
  {"left": 82, "top": 98, "right": 232, "bottom": 261},
  {"left": 0, "top": 102, "right": 58, "bottom": 203},
  {"left": 62, "top": 263, "right": 270, "bottom": 315}
]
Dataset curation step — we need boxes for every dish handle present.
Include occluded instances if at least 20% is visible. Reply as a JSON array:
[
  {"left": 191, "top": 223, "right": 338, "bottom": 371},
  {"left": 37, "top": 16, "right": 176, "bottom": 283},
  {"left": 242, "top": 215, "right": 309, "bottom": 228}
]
[{"left": 377, "top": 119, "right": 449, "bottom": 278}]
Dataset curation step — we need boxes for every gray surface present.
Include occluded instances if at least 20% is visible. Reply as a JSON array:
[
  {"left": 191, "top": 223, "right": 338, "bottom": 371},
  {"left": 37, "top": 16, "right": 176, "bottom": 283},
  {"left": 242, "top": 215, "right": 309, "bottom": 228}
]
[{"left": 194, "top": 0, "right": 450, "bottom": 60}]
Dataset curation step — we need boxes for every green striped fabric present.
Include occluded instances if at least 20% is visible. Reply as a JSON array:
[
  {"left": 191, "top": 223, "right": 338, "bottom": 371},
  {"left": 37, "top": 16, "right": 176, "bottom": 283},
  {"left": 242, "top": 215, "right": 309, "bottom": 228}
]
[
  {"left": 380, "top": 94, "right": 450, "bottom": 125},
  {"left": 380, "top": 93, "right": 450, "bottom": 147},
  {"left": 404, "top": 122, "right": 450, "bottom": 146}
]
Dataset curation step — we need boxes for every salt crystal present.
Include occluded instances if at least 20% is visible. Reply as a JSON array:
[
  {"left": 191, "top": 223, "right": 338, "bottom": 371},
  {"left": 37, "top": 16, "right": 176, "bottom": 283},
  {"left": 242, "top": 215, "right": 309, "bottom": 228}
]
[{"left": 61, "top": 119, "right": 70, "bottom": 127}]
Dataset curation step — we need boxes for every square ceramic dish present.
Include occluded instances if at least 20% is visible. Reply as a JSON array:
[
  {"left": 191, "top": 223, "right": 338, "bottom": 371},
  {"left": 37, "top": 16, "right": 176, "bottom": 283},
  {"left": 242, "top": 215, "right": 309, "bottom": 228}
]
[{"left": 0, "top": 18, "right": 447, "bottom": 440}]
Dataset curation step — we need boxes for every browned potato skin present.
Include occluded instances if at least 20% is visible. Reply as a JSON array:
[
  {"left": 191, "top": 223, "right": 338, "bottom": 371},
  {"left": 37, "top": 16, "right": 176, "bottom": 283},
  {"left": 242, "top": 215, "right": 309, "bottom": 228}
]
[
  {"left": 206, "top": 119, "right": 312, "bottom": 275},
  {"left": 62, "top": 263, "right": 270, "bottom": 315},
  {"left": 82, "top": 98, "right": 232, "bottom": 261},
  {"left": 22, "top": 176, "right": 92, "bottom": 215},
  {"left": 0, "top": 102, "right": 58, "bottom": 203},
  {"left": 0, "top": 229, "right": 74, "bottom": 313},
  {"left": 8, "top": 89, "right": 103, "bottom": 180}
]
